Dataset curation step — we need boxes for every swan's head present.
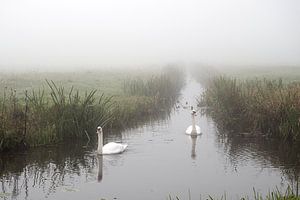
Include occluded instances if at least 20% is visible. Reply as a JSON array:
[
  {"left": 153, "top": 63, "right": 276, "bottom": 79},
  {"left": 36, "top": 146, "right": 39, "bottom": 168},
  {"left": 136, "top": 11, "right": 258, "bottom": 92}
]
[
  {"left": 96, "top": 126, "right": 102, "bottom": 134},
  {"left": 190, "top": 106, "right": 196, "bottom": 114}
]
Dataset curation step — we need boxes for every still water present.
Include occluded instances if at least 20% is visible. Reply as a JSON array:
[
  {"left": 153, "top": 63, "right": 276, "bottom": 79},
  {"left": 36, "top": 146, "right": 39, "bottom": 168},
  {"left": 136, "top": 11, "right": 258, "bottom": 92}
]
[{"left": 1, "top": 78, "right": 299, "bottom": 200}]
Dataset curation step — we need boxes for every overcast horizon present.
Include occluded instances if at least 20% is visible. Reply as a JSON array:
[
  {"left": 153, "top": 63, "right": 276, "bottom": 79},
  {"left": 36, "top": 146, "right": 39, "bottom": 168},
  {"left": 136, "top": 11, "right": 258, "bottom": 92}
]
[{"left": 1, "top": 0, "right": 300, "bottom": 71}]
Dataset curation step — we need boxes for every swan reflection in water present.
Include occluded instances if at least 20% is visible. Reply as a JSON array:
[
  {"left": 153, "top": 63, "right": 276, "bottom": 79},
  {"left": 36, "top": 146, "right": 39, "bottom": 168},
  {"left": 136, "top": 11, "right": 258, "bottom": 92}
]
[
  {"left": 97, "top": 155, "right": 103, "bottom": 182},
  {"left": 190, "top": 134, "right": 199, "bottom": 159}
]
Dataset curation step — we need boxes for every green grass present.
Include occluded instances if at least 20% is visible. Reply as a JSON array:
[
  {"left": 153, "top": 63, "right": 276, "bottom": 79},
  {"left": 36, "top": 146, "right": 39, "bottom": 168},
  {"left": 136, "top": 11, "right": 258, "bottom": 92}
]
[
  {"left": 168, "top": 187, "right": 300, "bottom": 200},
  {"left": 191, "top": 65, "right": 300, "bottom": 85},
  {"left": 0, "top": 68, "right": 160, "bottom": 97}
]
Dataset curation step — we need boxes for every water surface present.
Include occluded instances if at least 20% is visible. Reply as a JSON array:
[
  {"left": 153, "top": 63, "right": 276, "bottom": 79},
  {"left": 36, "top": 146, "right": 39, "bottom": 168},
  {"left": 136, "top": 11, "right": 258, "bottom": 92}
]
[{"left": 1, "top": 78, "right": 299, "bottom": 200}]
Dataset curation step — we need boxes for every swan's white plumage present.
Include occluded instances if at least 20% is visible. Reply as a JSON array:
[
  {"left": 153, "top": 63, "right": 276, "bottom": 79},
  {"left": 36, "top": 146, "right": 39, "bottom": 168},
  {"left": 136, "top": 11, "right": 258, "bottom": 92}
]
[
  {"left": 185, "top": 125, "right": 201, "bottom": 135},
  {"left": 185, "top": 108, "right": 201, "bottom": 135},
  {"left": 96, "top": 126, "right": 128, "bottom": 155},
  {"left": 102, "top": 142, "right": 128, "bottom": 154}
]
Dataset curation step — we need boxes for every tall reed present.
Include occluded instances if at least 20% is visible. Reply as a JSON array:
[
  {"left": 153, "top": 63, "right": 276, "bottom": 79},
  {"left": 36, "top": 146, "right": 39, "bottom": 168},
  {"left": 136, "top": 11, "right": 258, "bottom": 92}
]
[
  {"left": 0, "top": 66, "right": 185, "bottom": 151},
  {"left": 0, "top": 88, "right": 26, "bottom": 150},
  {"left": 200, "top": 76, "right": 300, "bottom": 142},
  {"left": 118, "top": 66, "right": 185, "bottom": 127},
  {"left": 0, "top": 82, "right": 115, "bottom": 151},
  {"left": 124, "top": 67, "right": 184, "bottom": 98}
]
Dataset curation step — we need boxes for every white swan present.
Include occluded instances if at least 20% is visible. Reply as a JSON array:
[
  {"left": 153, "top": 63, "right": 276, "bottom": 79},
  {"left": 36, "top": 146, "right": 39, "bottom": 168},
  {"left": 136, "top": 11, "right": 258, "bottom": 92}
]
[
  {"left": 185, "top": 109, "right": 201, "bottom": 135},
  {"left": 96, "top": 126, "right": 128, "bottom": 155}
]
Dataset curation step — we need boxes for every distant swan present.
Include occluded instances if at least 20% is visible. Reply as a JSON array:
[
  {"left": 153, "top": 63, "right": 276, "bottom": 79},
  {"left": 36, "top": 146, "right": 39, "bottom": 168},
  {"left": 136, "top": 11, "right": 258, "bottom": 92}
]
[
  {"left": 185, "top": 109, "right": 201, "bottom": 135},
  {"left": 96, "top": 126, "right": 128, "bottom": 155},
  {"left": 182, "top": 101, "right": 189, "bottom": 109}
]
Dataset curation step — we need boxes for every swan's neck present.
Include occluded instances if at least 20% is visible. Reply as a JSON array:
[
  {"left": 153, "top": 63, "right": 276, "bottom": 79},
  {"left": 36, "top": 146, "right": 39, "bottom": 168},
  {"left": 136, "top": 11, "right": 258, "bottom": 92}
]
[
  {"left": 97, "top": 132, "right": 103, "bottom": 154},
  {"left": 191, "top": 114, "right": 196, "bottom": 133}
]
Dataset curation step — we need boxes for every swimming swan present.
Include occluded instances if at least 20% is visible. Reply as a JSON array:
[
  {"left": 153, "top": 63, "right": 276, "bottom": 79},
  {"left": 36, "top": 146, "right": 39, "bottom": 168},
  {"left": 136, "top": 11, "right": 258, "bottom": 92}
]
[
  {"left": 185, "top": 109, "right": 201, "bottom": 135},
  {"left": 96, "top": 126, "right": 128, "bottom": 155}
]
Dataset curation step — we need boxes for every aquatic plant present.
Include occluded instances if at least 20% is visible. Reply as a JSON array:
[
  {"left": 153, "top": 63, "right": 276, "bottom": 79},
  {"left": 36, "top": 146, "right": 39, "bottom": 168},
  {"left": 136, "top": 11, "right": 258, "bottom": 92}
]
[
  {"left": 0, "top": 66, "right": 185, "bottom": 151},
  {"left": 200, "top": 76, "right": 300, "bottom": 142},
  {"left": 117, "top": 66, "right": 185, "bottom": 127},
  {"left": 124, "top": 67, "right": 184, "bottom": 97},
  {"left": 0, "top": 83, "right": 115, "bottom": 151}
]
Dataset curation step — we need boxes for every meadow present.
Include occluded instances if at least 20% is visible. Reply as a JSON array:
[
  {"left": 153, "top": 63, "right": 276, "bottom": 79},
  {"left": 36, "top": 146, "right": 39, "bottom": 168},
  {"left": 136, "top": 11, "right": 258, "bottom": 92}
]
[
  {"left": 222, "top": 66, "right": 300, "bottom": 83},
  {"left": 0, "top": 66, "right": 185, "bottom": 151}
]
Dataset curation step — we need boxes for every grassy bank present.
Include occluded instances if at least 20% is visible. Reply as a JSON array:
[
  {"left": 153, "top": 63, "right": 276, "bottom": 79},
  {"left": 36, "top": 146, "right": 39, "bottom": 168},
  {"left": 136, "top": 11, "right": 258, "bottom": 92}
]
[
  {"left": 0, "top": 66, "right": 185, "bottom": 152},
  {"left": 168, "top": 187, "right": 300, "bottom": 200},
  {"left": 199, "top": 76, "right": 300, "bottom": 142},
  {"left": 191, "top": 65, "right": 300, "bottom": 85}
]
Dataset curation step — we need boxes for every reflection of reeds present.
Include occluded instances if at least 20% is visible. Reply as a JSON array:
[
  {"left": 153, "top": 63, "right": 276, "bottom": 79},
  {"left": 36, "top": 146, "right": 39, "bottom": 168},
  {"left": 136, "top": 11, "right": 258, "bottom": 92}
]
[
  {"left": 0, "top": 141, "right": 99, "bottom": 199},
  {"left": 200, "top": 76, "right": 300, "bottom": 142}
]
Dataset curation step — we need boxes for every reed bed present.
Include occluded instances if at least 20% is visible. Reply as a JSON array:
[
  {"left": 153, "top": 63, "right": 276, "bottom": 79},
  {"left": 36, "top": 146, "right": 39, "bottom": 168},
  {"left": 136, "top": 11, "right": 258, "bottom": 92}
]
[
  {"left": 0, "top": 67, "right": 185, "bottom": 151},
  {"left": 123, "top": 67, "right": 185, "bottom": 98},
  {"left": 200, "top": 76, "right": 300, "bottom": 142},
  {"left": 0, "top": 82, "right": 114, "bottom": 151},
  {"left": 115, "top": 66, "right": 185, "bottom": 127}
]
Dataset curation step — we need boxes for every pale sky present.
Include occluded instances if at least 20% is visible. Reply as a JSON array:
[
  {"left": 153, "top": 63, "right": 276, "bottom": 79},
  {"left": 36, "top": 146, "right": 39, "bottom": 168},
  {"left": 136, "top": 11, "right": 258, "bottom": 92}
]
[{"left": 0, "top": 0, "right": 300, "bottom": 70}]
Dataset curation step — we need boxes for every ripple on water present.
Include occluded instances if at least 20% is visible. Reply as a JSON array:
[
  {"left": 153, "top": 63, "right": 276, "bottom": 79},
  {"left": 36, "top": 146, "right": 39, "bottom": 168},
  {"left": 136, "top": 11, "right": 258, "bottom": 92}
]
[{"left": 0, "top": 78, "right": 299, "bottom": 200}]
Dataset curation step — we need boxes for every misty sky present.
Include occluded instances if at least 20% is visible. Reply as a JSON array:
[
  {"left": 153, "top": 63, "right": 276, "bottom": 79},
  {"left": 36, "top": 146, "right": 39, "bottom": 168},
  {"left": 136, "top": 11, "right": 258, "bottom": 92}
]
[{"left": 1, "top": 0, "right": 300, "bottom": 70}]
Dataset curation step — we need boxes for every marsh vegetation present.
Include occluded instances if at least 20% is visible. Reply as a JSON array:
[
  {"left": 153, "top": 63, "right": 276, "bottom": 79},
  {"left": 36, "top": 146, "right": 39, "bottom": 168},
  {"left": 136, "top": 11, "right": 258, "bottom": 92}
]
[
  {"left": 0, "top": 66, "right": 184, "bottom": 151},
  {"left": 0, "top": 72, "right": 300, "bottom": 200},
  {"left": 192, "top": 66, "right": 300, "bottom": 198},
  {"left": 198, "top": 66, "right": 300, "bottom": 143}
]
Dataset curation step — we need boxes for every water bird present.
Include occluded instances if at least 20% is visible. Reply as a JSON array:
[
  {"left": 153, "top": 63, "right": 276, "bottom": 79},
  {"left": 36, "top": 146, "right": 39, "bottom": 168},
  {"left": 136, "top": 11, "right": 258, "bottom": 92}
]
[
  {"left": 96, "top": 126, "right": 128, "bottom": 155},
  {"left": 181, "top": 101, "right": 189, "bottom": 109},
  {"left": 185, "top": 107, "right": 201, "bottom": 135}
]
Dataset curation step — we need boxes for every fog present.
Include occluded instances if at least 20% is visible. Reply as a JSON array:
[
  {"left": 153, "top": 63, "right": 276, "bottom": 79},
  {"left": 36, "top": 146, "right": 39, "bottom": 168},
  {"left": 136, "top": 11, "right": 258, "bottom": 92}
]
[{"left": 1, "top": 0, "right": 300, "bottom": 71}]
